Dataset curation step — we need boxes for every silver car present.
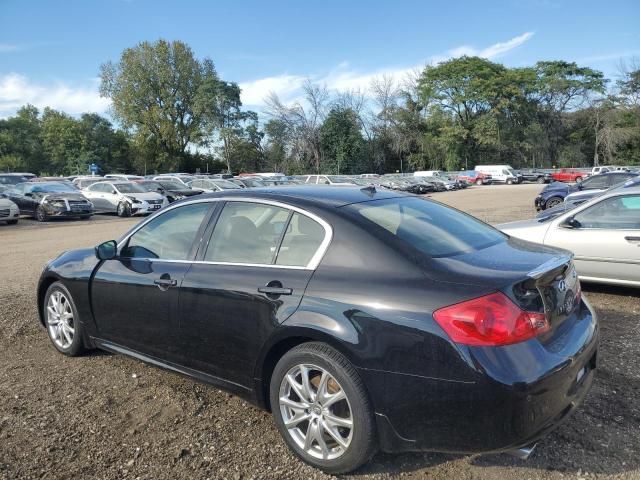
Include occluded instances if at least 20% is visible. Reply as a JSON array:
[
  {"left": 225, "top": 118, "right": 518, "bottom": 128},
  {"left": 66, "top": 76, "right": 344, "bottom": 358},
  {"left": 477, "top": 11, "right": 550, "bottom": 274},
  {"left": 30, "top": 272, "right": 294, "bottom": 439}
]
[
  {"left": 498, "top": 179, "right": 640, "bottom": 287},
  {"left": 82, "top": 181, "right": 168, "bottom": 217},
  {"left": 0, "top": 195, "right": 20, "bottom": 224}
]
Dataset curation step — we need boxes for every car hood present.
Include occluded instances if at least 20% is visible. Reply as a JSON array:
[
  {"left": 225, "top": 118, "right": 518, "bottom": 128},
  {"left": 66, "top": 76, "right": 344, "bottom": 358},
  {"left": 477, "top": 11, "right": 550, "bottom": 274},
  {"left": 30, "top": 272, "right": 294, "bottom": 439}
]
[
  {"left": 0, "top": 197, "right": 18, "bottom": 208},
  {"left": 426, "top": 236, "right": 568, "bottom": 288},
  {"left": 542, "top": 181, "right": 569, "bottom": 192},
  {"left": 37, "top": 192, "right": 89, "bottom": 202}
]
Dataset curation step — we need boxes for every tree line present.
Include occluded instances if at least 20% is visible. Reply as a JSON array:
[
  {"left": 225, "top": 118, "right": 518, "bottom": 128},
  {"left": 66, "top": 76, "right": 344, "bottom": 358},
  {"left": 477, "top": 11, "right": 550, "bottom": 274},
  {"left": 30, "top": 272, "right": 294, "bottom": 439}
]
[{"left": 1, "top": 39, "right": 638, "bottom": 176}]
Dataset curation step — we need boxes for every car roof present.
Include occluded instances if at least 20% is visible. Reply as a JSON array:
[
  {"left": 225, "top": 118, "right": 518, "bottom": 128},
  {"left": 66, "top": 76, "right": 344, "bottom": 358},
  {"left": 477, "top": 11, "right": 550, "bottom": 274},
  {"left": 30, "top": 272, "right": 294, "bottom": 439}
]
[{"left": 191, "top": 185, "right": 405, "bottom": 208}]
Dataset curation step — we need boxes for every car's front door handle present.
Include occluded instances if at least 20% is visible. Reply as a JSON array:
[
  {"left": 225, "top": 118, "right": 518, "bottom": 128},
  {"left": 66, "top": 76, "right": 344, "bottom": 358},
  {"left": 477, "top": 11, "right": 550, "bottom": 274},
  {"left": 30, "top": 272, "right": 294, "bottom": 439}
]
[
  {"left": 154, "top": 277, "right": 177, "bottom": 289},
  {"left": 625, "top": 236, "right": 640, "bottom": 244},
  {"left": 258, "top": 286, "right": 293, "bottom": 295}
]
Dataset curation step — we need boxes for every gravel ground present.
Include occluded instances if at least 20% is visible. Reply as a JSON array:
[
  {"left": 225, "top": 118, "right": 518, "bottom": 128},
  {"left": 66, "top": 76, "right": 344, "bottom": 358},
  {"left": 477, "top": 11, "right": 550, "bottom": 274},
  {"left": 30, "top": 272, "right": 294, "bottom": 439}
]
[{"left": 1, "top": 184, "right": 639, "bottom": 480}]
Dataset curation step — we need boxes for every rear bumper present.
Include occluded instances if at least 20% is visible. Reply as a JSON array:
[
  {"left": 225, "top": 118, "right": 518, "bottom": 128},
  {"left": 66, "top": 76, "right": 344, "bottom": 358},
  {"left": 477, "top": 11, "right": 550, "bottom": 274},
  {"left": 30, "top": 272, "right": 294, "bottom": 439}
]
[{"left": 362, "top": 299, "right": 598, "bottom": 454}]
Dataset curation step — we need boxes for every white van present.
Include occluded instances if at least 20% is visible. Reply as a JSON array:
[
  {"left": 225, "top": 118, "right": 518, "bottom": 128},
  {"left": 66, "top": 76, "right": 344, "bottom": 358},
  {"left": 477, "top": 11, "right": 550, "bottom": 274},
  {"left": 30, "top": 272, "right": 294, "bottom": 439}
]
[
  {"left": 474, "top": 165, "right": 521, "bottom": 184},
  {"left": 414, "top": 170, "right": 444, "bottom": 178}
]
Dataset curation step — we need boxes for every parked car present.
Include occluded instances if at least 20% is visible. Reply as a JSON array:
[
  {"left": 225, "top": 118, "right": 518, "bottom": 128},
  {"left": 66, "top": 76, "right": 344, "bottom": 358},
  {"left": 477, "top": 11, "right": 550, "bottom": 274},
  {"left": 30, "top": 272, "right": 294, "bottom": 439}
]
[
  {"left": 231, "top": 177, "right": 266, "bottom": 188},
  {"left": 4, "top": 181, "right": 94, "bottom": 221},
  {"left": 72, "top": 176, "right": 105, "bottom": 189},
  {"left": 103, "top": 174, "right": 144, "bottom": 181},
  {"left": 0, "top": 194, "right": 20, "bottom": 224},
  {"left": 189, "top": 178, "right": 243, "bottom": 192},
  {"left": 517, "top": 169, "right": 552, "bottom": 184},
  {"left": 37, "top": 186, "right": 597, "bottom": 474},
  {"left": 564, "top": 172, "right": 638, "bottom": 204},
  {"left": 152, "top": 174, "right": 196, "bottom": 186},
  {"left": 0, "top": 173, "right": 32, "bottom": 187},
  {"left": 456, "top": 170, "right": 493, "bottom": 185},
  {"left": 136, "top": 179, "right": 203, "bottom": 203},
  {"left": 82, "top": 181, "right": 167, "bottom": 216},
  {"left": 301, "top": 175, "right": 357, "bottom": 185},
  {"left": 551, "top": 168, "right": 587, "bottom": 183},
  {"left": 500, "top": 178, "right": 640, "bottom": 287},
  {"left": 535, "top": 172, "right": 638, "bottom": 210},
  {"left": 474, "top": 165, "right": 522, "bottom": 184}
]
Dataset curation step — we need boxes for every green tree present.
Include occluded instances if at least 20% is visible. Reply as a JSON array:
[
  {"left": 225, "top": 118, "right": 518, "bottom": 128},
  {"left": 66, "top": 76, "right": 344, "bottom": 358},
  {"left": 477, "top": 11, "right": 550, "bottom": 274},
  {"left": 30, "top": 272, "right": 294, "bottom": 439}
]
[
  {"left": 320, "top": 108, "right": 365, "bottom": 174},
  {"left": 100, "top": 39, "right": 222, "bottom": 171}
]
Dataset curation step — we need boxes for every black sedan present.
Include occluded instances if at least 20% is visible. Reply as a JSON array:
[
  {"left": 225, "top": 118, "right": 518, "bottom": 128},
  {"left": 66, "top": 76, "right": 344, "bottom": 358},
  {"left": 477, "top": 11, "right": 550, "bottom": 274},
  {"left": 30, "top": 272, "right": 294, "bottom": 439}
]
[
  {"left": 6, "top": 181, "right": 94, "bottom": 221},
  {"left": 37, "top": 186, "right": 598, "bottom": 474}
]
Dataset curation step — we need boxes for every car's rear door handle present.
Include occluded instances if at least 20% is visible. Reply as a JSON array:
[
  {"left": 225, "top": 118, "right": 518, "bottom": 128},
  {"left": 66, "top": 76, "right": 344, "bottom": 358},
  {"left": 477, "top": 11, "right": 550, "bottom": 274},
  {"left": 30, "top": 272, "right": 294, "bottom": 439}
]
[
  {"left": 625, "top": 236, "right": 640, "bottom": 243},
  {"left": 258, "top": 286, "right": 293, "bottom": 295}
]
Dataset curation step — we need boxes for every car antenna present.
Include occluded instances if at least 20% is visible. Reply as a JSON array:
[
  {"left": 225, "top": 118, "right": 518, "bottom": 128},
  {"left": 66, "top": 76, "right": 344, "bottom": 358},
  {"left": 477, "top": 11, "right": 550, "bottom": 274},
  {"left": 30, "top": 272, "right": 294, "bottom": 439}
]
[{"left": 360, "top": 185, "right": 376, "bottom": 197}]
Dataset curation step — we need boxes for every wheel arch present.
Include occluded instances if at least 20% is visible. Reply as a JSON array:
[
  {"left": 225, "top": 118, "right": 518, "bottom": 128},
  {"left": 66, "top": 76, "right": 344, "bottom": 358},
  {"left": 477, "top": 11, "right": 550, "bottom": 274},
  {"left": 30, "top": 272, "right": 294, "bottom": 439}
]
[
  {"left": 37, "top": 274, "right": 61, "bottom": 326},
  {"left": 254, "top": 325, "right": 363, "bottom": 412}
]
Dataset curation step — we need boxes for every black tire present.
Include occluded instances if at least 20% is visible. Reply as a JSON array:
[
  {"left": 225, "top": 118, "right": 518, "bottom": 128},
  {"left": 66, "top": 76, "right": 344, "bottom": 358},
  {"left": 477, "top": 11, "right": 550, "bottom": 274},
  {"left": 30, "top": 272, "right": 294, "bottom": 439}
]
[
  {"left": 537, "top": 176, "right": 545, "bottom": 184},
  {"left": 117, "top": 201, "right": 131, "bottom": 217},
  {"left": 270, "top": 342, "right": 377, "bottom": 474},
  {"left": 43, "top": 282, "right": 86, "bottom": 356},
  {"left": 35, "top": 206, "right": 48, "bottom": 222},
  {"left": 575, "top": 176, "right": 583, "bottom": 183},
  {"left": 546, "top": 196, "right": 563, "bottom": 209},
  {"left": 6, "top": 219, "right": 18, "bottom": 225},
  {"left": 475, "top": 178, "right": 483, "bottom": 185},
  {"left": 79, "top": 215, "right": 92, "bottom": 220},
  {"left": 506, "top": 179, "right": 513, "bottom": 185}
]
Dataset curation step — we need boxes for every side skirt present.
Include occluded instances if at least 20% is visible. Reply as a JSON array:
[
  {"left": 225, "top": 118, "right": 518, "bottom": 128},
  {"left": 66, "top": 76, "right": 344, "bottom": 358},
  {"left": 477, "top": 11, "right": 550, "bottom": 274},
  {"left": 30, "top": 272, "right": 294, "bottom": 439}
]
[{"left": 92, "top": 337, "right": 257, "bottom": 404}]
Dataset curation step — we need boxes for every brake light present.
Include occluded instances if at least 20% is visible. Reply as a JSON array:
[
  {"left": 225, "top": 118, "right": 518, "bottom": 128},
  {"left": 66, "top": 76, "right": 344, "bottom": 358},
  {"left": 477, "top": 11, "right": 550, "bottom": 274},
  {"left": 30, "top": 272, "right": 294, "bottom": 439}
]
[{"left": 433, "top": 292, "right": 550, "bottom": 346}]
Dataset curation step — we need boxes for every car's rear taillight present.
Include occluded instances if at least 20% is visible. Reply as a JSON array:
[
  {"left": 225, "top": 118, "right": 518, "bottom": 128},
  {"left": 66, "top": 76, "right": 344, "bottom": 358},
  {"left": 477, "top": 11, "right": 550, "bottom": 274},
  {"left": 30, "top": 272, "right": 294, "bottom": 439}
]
[{"left": 433, "top": 292, "right": 550, "bottom": 347}]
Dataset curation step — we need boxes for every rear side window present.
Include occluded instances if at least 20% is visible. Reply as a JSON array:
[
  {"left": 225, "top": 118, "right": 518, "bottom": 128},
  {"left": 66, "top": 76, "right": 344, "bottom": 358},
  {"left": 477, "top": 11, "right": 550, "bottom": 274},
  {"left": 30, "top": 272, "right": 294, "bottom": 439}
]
[
  {"left": 276, "top": 213, "right": 325, "bottom": 266},
  {"left": 351, "top": 197, "right": 505, "bottom": 257},
  {"left": 573, "top": 195, "right": 640, "bottom": 229},
  {"left": 205, "top": 202, "right": 290, "bottom": 264}
]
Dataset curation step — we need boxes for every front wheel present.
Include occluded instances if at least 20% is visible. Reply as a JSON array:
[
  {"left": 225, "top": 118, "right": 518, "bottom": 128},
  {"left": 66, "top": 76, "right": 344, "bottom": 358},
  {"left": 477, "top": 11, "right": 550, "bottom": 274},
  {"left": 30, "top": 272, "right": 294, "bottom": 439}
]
[
  {"left": 575, "top": 176, "right": 583, "bottom": 183},
  {"left": 43, "top": 282, "right": 86, "bottom": 356},
  {"left": 506, "top": 179, "right": 514, "bottom": 185},
  {"left": 546, "top": 196, "right": 563, "bottom": 209},
  {"left": 35, "top": 206, "right": 48, "bottom": 222},
  {"left": 117, "top": 201, "right": 131, "bottom": 217},
  {"left": 270, "top": 343, "right": 377, "bottom": 474},
  {"left": 475, "top": 178, "right": 483, "bottom": 185},
  {"left": 537, "top": 176, "right": 546, "bottom": 184}
]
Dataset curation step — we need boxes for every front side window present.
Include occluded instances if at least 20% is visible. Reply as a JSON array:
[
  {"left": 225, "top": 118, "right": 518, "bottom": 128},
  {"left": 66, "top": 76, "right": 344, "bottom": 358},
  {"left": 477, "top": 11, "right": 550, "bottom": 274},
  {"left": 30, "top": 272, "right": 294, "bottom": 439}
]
[
  {"left": 572, "top": 195, "right": 640, "bottom": 230},
  {"left": 351, "top": 197, "right": 505, "bottom": 258},
  {"left": 122, "top": 203, "right": 211, "bottom": 260}
]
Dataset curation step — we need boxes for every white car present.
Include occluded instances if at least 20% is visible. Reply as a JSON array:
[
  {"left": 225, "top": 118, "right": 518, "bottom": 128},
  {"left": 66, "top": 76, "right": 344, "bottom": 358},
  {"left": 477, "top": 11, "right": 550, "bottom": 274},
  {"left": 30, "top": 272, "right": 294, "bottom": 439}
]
[
  {"left": 0, "top": 195, "right": 20, "bottom": 224},
  {"left": 152, "top": 175, "right": 196, "bottom": 187},
  {"left": 103, "top": 174, "right": 144, "bottom": 181},
  {"left": 498, "top": 179, "right": 640, "bottom": 287},
  {"left": 82, "top": 181, "right": 168, "bottom": 217},
  {"left": 300, "top": 175, "right": 356, "bottom": 185}
]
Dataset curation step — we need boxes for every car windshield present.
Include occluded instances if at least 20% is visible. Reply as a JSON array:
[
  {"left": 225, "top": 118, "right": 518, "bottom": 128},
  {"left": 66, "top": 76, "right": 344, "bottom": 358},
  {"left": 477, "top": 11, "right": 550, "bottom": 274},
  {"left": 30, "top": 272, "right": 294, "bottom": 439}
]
[
  {"left": 114, "top": 183, "right": 147, "bottom": 194},
  {"left": 351, "top": 197, "right": 506, "bottom": 257},
  {"left": 29, "top": 182, "right": 77, "bottom": 193},
  {"left": 212, "top": 179, "right": 241, "bottom": 189},
  {"left": 157, "top": 180, "right": 186, "bottom": 190}
]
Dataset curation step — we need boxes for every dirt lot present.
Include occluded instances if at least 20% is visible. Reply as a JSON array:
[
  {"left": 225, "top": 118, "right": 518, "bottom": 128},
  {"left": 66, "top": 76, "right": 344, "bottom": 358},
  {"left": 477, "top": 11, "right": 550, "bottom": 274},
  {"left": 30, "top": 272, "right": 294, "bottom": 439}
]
[{"left": 1, "top": 184, "right": 639, "bottom": 480}]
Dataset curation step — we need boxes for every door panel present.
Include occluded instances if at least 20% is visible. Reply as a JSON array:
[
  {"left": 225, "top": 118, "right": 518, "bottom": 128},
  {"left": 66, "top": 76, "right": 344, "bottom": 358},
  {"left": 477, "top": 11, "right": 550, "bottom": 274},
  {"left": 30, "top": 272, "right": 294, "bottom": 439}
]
[
  {"left": 91, "top": 258, "right": 190, "bottom": 359},
  {"left": 177, "top": 264, "right": 314, "bottom": 385}
]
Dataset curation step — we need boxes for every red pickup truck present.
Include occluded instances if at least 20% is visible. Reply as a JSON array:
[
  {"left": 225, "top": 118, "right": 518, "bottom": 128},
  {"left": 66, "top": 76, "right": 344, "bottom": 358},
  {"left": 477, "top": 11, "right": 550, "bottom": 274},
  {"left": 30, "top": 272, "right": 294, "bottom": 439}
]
[{"left": 551, "top": 169, "right": 587, "bottom": 183}]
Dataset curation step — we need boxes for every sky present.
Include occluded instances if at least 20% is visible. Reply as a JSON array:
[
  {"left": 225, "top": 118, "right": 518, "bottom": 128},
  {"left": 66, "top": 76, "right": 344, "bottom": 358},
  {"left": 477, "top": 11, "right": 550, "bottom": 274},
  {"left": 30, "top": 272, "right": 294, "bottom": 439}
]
[{"left": 1, "top": 0, "right": 639, "bottom": 118}]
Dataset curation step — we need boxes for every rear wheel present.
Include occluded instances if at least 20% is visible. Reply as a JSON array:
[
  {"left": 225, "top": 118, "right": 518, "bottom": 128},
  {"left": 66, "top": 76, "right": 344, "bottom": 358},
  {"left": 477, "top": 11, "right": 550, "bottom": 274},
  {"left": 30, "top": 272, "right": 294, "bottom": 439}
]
[
  {"left": 43, "top": 282, "right": 86, "bottom": 356},
  {"left": 270, "top": 343, "right": 377, "bottom": 474},
  {"left": 475, "top": 178, "right": 483, "bottom": 185},
  {"left": 546, "top": 196, "right": 563, "bottom": 209},
  {"left": 35, "top": 206, "right": 48, "bottom": 222}
]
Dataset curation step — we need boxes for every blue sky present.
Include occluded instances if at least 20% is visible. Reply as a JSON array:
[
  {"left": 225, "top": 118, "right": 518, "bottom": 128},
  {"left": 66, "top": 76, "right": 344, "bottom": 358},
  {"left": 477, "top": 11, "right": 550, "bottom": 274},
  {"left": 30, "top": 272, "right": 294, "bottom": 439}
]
[{"left": 1, "top": 0, "right": 639, "bottom": 117}]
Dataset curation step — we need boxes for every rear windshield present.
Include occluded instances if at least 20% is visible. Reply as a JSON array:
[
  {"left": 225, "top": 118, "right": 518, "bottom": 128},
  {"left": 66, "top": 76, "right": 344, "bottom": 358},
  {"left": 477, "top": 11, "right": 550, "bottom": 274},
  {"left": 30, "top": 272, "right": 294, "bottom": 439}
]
[{"left": 350, "top": 197, "right": 505, "bottom": 257}]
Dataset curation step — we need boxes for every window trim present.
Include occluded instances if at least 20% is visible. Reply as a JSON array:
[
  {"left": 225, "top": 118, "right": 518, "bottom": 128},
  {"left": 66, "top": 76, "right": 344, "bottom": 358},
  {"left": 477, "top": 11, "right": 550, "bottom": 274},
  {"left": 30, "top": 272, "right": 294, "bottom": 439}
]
[{"left": 116, "top": 197, "right": 333, "bottom": 270}]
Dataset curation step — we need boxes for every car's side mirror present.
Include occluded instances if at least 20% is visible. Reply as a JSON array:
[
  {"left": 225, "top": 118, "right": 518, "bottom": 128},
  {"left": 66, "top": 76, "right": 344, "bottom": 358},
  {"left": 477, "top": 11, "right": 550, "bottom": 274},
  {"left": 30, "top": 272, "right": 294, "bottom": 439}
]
[
  {"left": 111, "top": 190, "right": 118, "bottom": 195},
  {"left": 95, "top": 240, "right": 118, "bottom": 260},
  {"left": 563, "top": 217, "right": 581, "bottom": 229}
]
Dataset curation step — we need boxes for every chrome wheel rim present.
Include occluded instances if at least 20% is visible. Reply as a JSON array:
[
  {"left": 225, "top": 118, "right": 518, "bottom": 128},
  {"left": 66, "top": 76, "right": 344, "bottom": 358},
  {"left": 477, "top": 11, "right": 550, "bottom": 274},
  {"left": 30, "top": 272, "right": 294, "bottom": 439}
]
[
  {"left": 46, "top": 291, "right": 74, "bottom": 349},
  {"left": 279, "top": 364, "right": 353, "bottom": 460}
]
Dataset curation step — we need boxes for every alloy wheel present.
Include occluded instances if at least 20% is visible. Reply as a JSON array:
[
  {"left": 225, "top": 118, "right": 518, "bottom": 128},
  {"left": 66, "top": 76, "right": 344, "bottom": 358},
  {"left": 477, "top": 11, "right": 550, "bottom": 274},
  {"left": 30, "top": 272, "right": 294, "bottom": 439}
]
[
  {"left": 46, "top": 290, "right": 75, "bottom": 349},
  {"left": 279, "top": 364, "right": 353, "bottom": 460}
]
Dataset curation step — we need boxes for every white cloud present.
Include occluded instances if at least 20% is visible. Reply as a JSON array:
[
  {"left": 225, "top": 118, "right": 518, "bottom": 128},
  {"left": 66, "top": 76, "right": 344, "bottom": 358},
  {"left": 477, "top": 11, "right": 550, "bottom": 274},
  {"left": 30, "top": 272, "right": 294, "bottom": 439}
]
[
  {"left": 0, "top": 73, "right": 110, "bottom": 118},
  {"left": 239, "top": 32, "right": 535, "bottom": 107}
]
